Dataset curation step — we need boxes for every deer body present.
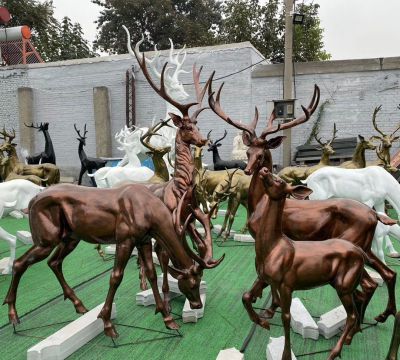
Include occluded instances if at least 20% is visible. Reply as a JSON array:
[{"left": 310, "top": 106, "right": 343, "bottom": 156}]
[
  {"left": 208, "top": 81, "right": 397, "bottom": 322},
  {"left": 25, "top": 123, "right": 56, "bottom": 165},
  {"left": 244, "top": 168, "right": 375, "bottom": 360},
  {"left": 4, "top": 184, "right": 210, "bottom": 338}
]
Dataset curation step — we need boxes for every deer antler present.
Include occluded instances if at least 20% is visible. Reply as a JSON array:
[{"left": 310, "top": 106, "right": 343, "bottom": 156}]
[
  {"left": 372, "top": 105, "right": 385, "bottom": 137},
  {"left": 24, "top": 122, "right": 41, "bottom": 129},
  {"left": 123, "top": 25, "right": 198, "bottom": 119},
  {"left": 208, "top": 73, "right": 258, "bottom": 139},
  {"left": 169, "top": 39, "right": 188, "bottom": 84},
  {"left": 215, "top": 169, "right": 239, "bottom": 200},
  {"left": 191, "top": 64, "right": 213, "bottom": 122},
  {"left": 261, "top": 84, "right": 320, "bottom": 138},
  {"left": 328, "top": 123, "right": 338, "bottom": 145},
  {"left": 0, "top": 127, "right": 16, "bottom": 143},
  {"left": 140, "top": 119, "right": 173, "bottom": 153},
  {"left": 214, "top": 130, "right": 228, "bottom": 145},
  {"left": 74, "top": 124, "right": 88, "bottom": 139}
]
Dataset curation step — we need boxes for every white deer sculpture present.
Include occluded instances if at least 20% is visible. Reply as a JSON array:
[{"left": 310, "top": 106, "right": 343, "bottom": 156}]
[
  {"left": 305, "top": 166, "right": 400, "bottom": 262},
  {"left": 124, "top": 27, "right": 189, "bottom": 173},
  {"left": 0, "top": 179, "right": 43, "bottom": 273}
]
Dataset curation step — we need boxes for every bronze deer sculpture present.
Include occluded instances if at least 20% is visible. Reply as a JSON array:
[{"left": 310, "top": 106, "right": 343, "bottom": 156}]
[
  {"left": 3, "top": 184, "right": 218, "bottom": 338},
  {"left": 208, "top": 78, "right": 397, "bottom": 323},
  {"left": 124, "top": 26, "right": 223, "bottom": 311},
  {"left": 24, "top": 122, "right": 56, "bottom": 165},
  {"left": 246, "top": 168, "right": 376, "bottom": 360},
  {"left": 0, "top": 128, "right": 60, "bottom": 186},
  {"left": 278, "top": 123, "right": 337, "bottom": 184},
  {"left": 339, "top": 134, "right": 376, "bottom": 168}
]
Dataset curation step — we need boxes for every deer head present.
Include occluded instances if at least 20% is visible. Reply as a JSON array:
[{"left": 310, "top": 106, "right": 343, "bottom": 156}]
[
  {"left": 73, "top": 124, "right": 88, "bottom": 146},
  {"left": 357, "top": 135, "right": 376, "bottom": 151},
  {"left": 259, "top": 167, "right": 312, "bottom": 201},
  {"left": 24, "top": 122, "right": 49, "bottom": 132},
  {"left": 0, "top": 127, "right": 17, "bottom": 166},
  {"left": 370, "top": 105, "right": 400, "bottom": 150},
  {"left": 208, "top": 74, "right": 320, "bottom": 175},
  {"left": 207, "top": 129, "right": 228, "bottom": 153},
  {"left": 314, "top": 123, "right": 338, "bottom": 156},
  {"left": 123, "top": 26, "right": 212, "bottom": 148}
]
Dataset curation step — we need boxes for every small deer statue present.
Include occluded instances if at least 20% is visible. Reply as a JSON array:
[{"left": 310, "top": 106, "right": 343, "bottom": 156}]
[
  {"left": 339, "top": 135, "right": 376, "bottom": 169},
  {"left": 278, "top": 123, "right": 337, "bottom": 184},
  {"left": 74, "top": 124, "right": 107, "bottom": 186},
  {"left": 207, "top": 130, "right": 247, "bottom": 170},
  {"left": 369, "top": 105, "right": 400, "bottom": 167},
  {"left": 243, "top": 167, "right": 377, "bottom": 360},
  {"left": 24, "top": 122, "right": 56, "bottom": 165}
]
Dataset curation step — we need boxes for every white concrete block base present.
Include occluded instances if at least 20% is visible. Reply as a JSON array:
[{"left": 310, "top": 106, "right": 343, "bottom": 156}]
[
  {"left": 317, "top": 305, "right": 346, "bottom": 339},
  {"left": 217, "top": 209, "right": 227, "bottom": 217},
  {"left": 16, "top": 230, "right": 33, "bottom": 245},
  {"left": 212, "top": 224, "right": 236, "bottom": 237},
  {"left": 136, "top": 289, "right": 181, "bottom": 307},
  {"left": 366, "top": 268, "right": 384, "bottom": 286},
  {"left": 104, "top": 245, "right": 137, "bottom": 257},
  {"left": 0, "top": 257, "right": 12, "bottom": 275},
  {"left": 233, "top": 233, "right": 254, "bottom": 243},
  {"left": 196, "top": 227, "right": 206, "bottom": 235},
  {"left": 9, "top": 210, "right": 24, "bottom": 219},
  {"left": 216, "top": 348, "right": 244, "bottom": 360},
  {"left": 27, "top": 302, "right": 116, "bottom": 360},
  {"left": 290, "top": 298, "right": 319, "bottom": 340},
  {"left": 182, "top": 293, "right": 206, "bottom": 323},
  {"left": 266, "top": 337, "right": 297, "bottom": 360}
]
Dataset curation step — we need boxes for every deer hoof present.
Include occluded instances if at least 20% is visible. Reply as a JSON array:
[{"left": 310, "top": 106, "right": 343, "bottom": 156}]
[
  {"left": 74, "top": 302, "right": 88, "bottom": 314},
  {"left": 258, "top": 318, "right": 270, "bottom": 330},
  {"left": 104, "top": 324, "right": 119, "bottom": 338},
  {"left": 164, "top": 316, "right": 180, "bottom": 330}
]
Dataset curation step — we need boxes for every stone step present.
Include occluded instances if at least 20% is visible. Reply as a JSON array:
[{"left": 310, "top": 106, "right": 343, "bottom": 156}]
[
  {"left": 266, "top": 336, "right": 297, "bottom": 360},
  {"left": 216, "top": 348, "right": 244, "bottom": 360},
  {"left": 317, "top": 305, "right": 346, "bottom": 339},
  {"left": 182, "top": 293, "right": 206, "bottom": 323},
  {"left": 290, "top": 298, "right": 319, "bottom": 340},
  {"left": 27, "top": 302, "right": 116, "bottom": 360}
]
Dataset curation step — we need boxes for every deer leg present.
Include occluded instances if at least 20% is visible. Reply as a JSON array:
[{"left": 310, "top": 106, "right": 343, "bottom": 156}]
[
  {"left": 47, "top": 239, "right": 88, "bottom": 314},
  {"left": 138, "top": 242, "right": 179, "bottom": 330},
  {"left": 223, "top": 197, "right": 240, "bottom": 241},
  {"left": 4, "top": 244, "right": 54, "bottom": 325},
  {"left": 279, "top": 286, "right": 293, "bottom": 360},
  {"left": 240, "top": 205, "right": 249, "bottom": 234},
  {"left": 264, "top": 287, "right": 280, "bottom": 319},
  {"left": 218, "top": 197, "right": 232, "bottom": 239},
  {"left": 137, "top": 255, "right": 148, "bottom": 291},
  {"left": 87, "top": 169, "right": 97, "bottom": 187},
  {"left": 78, "top": 167, "right": 85, "bottom": 185},
  {"left": 328, "top": 293, "right": 357, "bottom": 360},
  {"left": 367, "top": 250, "right": 397, "bottom": 322},
  {"left": 98, "top": 239, "right": 134, "bottom": 338},
  {"left": 154, "top": 242, "right": 172, "bottom": 313},
  {"left": 242, "top": 277, "right": 270, "bottom": 329}
]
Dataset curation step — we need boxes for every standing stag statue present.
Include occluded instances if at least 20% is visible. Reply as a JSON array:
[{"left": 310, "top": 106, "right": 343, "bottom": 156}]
[
  {"left": 0, "top": 128, "right": 59, "bottom": 186},
  {"left": 367, "top": 105, "right": 400, "bottom": 171},
  {"left": 278, "top": 123, "right": 337, "bottom": 184},
  {"left": 209, "top": 78, "right": 398, "bottom": 323},
  {"left": 124, "top": 26, "right": 223, "bottom": 312},
  {"left": 245, "top": 168, "right": 376, "bottom": 360},
  {"left": 207, "top": 130, "right": 247, "bottom": 170},
  {"left": 24, "top": 122, "right": 56, "bottom": 165},
  {"left": 74, "top": 124, "right": 107, "bottom": 186},
  {"left": 3, "top": 184, "right": 219, "bottom": 338}
]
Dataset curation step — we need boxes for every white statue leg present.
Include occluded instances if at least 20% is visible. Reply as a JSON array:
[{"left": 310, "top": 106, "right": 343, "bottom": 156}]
[
  {"left": 374, "top": 205, "right": 399, "bottom": 258},
  {"left": 372, "top": 222, "right": 387, "bottom": 264},
  {"left": 0, "top": 226, "right": 16, "bottom": 274}
]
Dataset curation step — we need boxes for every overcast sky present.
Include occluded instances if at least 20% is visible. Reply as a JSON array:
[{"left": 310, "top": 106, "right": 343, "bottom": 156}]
[{"left": 48, "top": 0, "right": 400, "bottom": 60}]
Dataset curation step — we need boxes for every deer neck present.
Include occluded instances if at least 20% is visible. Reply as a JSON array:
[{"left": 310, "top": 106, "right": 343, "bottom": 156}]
[
  {"left": 78, "top": 143, "right": 87, "bottom": 162},
  {"left": 153, "top": 153, "right": 170, "bottom": 182},
  {"left": 319, "top": 151, "right": 331, "bottom": 166},
  {"left": 256, "top": 195, "right": 286, "bottom": 264},
  {"left": 3, "top": 148, "right": 19, "bottom": 178},
  {"left": 351, "top": 143, "right": 366, "bottom": 167},
  {"left": 43, "top": 130, "right": 54, "bottom": 155},
  {"left": 211, "top": 148, "right": 221, "bottom": 165},
  {"left": 173, "top": 132, "right": 194, "bottom": 200},
  {"left": 193, "top": 148, "right": 203, "bottom": 172}
]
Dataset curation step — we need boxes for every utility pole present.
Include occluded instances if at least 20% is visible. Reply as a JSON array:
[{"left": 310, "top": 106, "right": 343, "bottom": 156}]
[{"left": 282, "top": 0, "right": 294, "bottom": 167}]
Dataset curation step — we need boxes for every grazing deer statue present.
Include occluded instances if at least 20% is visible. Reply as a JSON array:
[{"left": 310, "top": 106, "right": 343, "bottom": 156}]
[
  {"left": 24, "top": 122, "right": 56, "bottom": 165},
  {"left": 140, "top": 119, "right": 173, "bottom": 183},
  {"left": 74, "top": 124, "right": 107, "bottom": 186},
  {"left": 208, "top": 79, "right": 397, "bottom": 323},
  {"left": 278, "top": 123, "right": 337, "bottom": 184},
  {"left": 0, "top": 128, "right": 59, "bottom": 186},
  {"left": 124, "top": 26, "right": 223, "bottom": 310},
  {"left": 3, "top": 184, "right": 220, "bottom": 338},
  {"left": 207, "top": 130, "right": 247, "bottom": 170},
  {"left": 369, "top": 105, "right": 400, "bottom": 167},
  {"left": 340, "top": 135, "right": 376, "bottom": 169},
  {"left": 244, "top": 168, "right": 376, "bottom": 360}
]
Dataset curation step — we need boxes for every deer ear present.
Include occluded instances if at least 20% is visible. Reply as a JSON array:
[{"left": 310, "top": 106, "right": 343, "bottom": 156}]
[
  {"left": 358, "top": 134, "right": 365, "bottom": 141},
  {"left": 266, "top": 136, "right": 286, "bottom": 149},
  {"left": 242, "top": 132, "right": 251, "bottom": 146},
  {"left": 169, "top": 113, "right": 184, "bottom": 128},
  {"left": 289, "top": 185, "right": 313, "bottom": 200},
  {"left": 392, "top": 136, "right": 399, "bottom": 141}
]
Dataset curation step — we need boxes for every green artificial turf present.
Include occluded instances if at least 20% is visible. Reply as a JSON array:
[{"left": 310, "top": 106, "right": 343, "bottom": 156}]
[{"left": 0, "top": 205, "right": 398, "bottom": 359}]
